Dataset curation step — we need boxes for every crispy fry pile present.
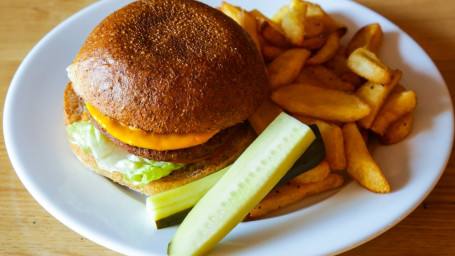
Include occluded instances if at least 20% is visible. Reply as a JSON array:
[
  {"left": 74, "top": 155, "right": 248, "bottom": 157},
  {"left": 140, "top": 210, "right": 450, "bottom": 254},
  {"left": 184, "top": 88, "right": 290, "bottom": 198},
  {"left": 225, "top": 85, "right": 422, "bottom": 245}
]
[{"left": 219, "top": 0, "right": 417, "bottom": 219}]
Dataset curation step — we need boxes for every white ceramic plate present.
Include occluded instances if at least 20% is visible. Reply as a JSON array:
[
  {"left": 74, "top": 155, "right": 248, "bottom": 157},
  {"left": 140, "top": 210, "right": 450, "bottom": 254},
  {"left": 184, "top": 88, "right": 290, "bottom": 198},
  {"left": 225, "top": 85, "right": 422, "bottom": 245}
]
[{"left": 4, "top": 0, "right": 453, "bottom": 255}]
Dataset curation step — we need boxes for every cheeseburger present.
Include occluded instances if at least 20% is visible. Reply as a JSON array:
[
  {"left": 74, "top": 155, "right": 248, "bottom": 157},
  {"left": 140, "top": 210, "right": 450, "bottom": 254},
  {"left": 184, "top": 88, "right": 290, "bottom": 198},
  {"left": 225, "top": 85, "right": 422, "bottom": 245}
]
[{"left": 64, "top": 0, "right": 267, "bottom": 195}]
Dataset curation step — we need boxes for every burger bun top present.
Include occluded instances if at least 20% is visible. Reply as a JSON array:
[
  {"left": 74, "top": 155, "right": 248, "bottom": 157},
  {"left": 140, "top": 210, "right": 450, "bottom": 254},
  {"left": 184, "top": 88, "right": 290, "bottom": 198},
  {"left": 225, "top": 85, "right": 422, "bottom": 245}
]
[{"left": 67, "top": 0, "right": 267, "bottom": 133}]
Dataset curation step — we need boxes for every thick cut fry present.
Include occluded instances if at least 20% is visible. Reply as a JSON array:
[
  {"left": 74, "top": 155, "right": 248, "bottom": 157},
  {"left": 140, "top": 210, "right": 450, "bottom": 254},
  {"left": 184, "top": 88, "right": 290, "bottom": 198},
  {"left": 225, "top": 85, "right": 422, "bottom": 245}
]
[
  {"left": 220, "top": 2, "right": 242, "bottom": 24},
  {"left": 380, "top": 112, "right": 413, "bottom": 145},
  {"left": 307, "top": 31, "right": 340, "bottom": 64},
  {"left": 248, "top": 98, "right": 284, "bottom": 135},
  {"left": 220, "top": 2, "right": 262, "bottom": 55},
  {"left": 271, "top": 5, "right": 290, "bottom": 24},
  {"left": 324, "top": 55, "right": 348, "bottom": 75},
  {"left": 260, "top": 21, "right": 291, "bottom": 48},
  {"left": 268, "top": 48, "right": 311, "bottom": 89},
  {"left": 292, "top": 160, "right": 331, "bottom": 184},
  {"left": 356, "top": 81, "right": 389, "bottom": 128},
  {"left": 304, "top": 2, "right": 324, "bottom": 18},
  {"left": 262, "top": 44, "right": 286, "bottom": 62},
  {"left": 295, "top": 67, "right": 324, "bottom": 86},
  {"left": 336, "top": 45, "right": 348, "bottom": 57},
  {"left": 293, "top": 114, "right": 342, "bottom": 128},
  {"left": 301, "top": 35, "right": 327, "bottom": 50},
  {"left": 250, "top": 9, "right": 290, "bottom": 49},
  {"left": 242, "top": 11, "right": 263, "bottom": 55},
  {"left": 342, "top": 122, "right": 390, "bottom": 193},
  {"left": 370, "top": 87, "right": 417, "bottom": 135},
  {"left": 281, "top": 0, "right": 308, "bottom": 46},
  {"left": 249, "top": 173, "right": 344, "bottom": 218},
  {"left": 347, "top": 23, "right": 383, "bottom": 56},
  {"left": 249, "top": 9, "right": 284, "bottom": 34},
  {"left": 356, "top": 70, "right": 402, "bottom": 129},
  {"left": 297, "top": 65, "right": 355, "bottom": 92},
  {"left": 292, "top": 114, "right": 319, "bottom": 125},
  {"left": 271, "top": 83, "right": 371, "bottom": 122},
  {"left": 340, "top": 70, "right": 364, "bottom": 88},
  {"left": 360, "top": 126, "right": 370, "bottom": 144},
  {"left": 305, "top": 2, "right": 347, "bottom": 37},
  {"left": 324, "top": 55, "right": 364, "bottom": 88},
  {"left": 347, "top": 47, "right": 391, "bottom": 84},
  {"left": 315, "top": 120, "right": 347, "bottom": 170},
  {"left": 304, "top": 16, "right": 325, "bottom": 38}
]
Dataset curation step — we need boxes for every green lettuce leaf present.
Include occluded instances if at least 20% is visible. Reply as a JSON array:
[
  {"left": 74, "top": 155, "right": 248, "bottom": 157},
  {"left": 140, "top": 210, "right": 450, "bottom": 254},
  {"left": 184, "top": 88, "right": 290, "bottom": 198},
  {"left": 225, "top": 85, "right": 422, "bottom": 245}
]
[{"left": 66, "top": 121, "right": 185, "bottom": 186}]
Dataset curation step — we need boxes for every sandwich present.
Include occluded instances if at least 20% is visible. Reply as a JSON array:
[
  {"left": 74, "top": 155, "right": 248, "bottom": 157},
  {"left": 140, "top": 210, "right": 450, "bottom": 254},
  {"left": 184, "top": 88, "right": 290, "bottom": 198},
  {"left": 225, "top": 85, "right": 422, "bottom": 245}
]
[{"left": 63, "top": 0, "right": 267, "bottom": 196}]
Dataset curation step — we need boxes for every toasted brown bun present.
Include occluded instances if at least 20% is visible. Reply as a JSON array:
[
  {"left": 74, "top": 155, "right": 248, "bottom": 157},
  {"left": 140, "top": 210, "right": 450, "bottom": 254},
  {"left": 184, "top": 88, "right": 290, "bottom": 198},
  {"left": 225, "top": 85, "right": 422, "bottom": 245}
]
[
  {"left": 64, "top": 83, "right": 256, "bottom": 195},
  {"left": 67, "top": 0, "right": 267, "bottom": 133}
]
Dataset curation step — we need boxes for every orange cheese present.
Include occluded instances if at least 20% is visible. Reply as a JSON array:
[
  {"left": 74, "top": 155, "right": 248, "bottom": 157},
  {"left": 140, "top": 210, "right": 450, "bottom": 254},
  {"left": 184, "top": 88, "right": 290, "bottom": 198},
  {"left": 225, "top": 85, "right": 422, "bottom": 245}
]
[{"left": 85, "top": 103, "right": 218, "bottom": 151}]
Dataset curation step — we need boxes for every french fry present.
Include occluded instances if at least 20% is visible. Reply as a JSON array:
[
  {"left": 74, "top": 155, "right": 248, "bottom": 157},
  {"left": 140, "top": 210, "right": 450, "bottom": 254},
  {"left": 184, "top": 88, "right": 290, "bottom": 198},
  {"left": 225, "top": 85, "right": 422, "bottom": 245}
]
[
  {"left": 250, "top": 9, "right": 291, "bottom": 50},
  {"left": 267, "top": 48, "right": 311, "bottom": 89},
  {"left": 220, "top": 2, "right": 262, "bottom": 55},
  {"left": 340, "top": 70, "right": 364, "bottom": 88},
  {"left": 262, "top": 44, "right": 286, "bottom": 62},
  {"left": 295, "top": 65, "right": 323, "bottom": 85},
  {"left": 271, "top": 83, "right": 371, "bottom": 122},
  {"left": 292, "top": 114, "right": 319, "bottom": 125},
  {"left": 271, "top": 5, "right": 290, "bottom": 24},
  {"left": 260, "top": 21, "right": 291, "bottom": 48},
  {"left": 370, "top": 86, "right": 417, "bottom": 135},
  {"left": 273, "top": 0, "right": 346, "bottom": 49},
  {"left": 336, "top": 45, "right": 348, "bottom": 57},
  {"left": 307, "top": 31, "right": 340, "bottom": 64},
  {"left": 347, "top": 47, "right": 392, "bottom": 84},
  {"left": 356, "top": 70, "right": 402, "bottom": 129},
  {"left": 297, "top": 64, "right": 355, "bottom": 92},
  {"left": 359, "top": 126, "right": 370, "bottom": 144},
  {"left": 242, "top": 11, "right": 263, "bottom": 55},
  {"left": 220, "top": 2, "right": 243, "bottom": 24},
  {"left": 304, "top": 2, "right": 324, "bottom": 19},
  {"left": 249, "top": 173, "right": 344, "bottom": 219},
  {"left": 304, "top": 16, "right": 325, "bottom": 38},
  {"left": 301, "top": 35, "right": 327, "bottom": 50},
  {"left": 324, "top": 55, "right": 347, "bottom": 75},
  {"left": 380, "top": 112, "right": 413, "bottom": 144},
  {"left": 281, "top": 0, "right": 308, "bottom": 47},
  {"left": 293, "top": 114, "right": 342, "bottom": 129},
  {"left": 248, "top": 98, "right": 284, "bottom": 135},
  {"left": 324, "top": 55, "right": 364, "bottom": 88},
  {"left": 292, "top": 160, "right": 331, "bottom": 184},
  {"left": 314, "top": 120, "right": 347, "bottom": 170},
  {"left": 305, "top": 2, "right": 347, "bottom": 37},
  {"left": 342, "top": 122, "right": 390, "bottom": 193},
  {"left": 249, "top": 9, "right": 284, "bottom": 34},
  {"left": 219, "top": 0, "right": 417, "bottom": 215},
  {"left": 347, "top": 23, "right": 383, "bottom": 56}
]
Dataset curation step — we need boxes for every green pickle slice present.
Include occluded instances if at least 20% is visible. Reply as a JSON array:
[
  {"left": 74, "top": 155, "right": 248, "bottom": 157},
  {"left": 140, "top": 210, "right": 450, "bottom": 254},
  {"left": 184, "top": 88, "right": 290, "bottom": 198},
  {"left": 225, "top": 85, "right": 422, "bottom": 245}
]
[
  {"left": 146, "top": 125, "right": 324, "bottom": 229},
  {"left": 146, "top": 166, "right": 230, "bottom": 229},
  {"left": 168, "top": 113, "right": 315, "bottom": 256}
]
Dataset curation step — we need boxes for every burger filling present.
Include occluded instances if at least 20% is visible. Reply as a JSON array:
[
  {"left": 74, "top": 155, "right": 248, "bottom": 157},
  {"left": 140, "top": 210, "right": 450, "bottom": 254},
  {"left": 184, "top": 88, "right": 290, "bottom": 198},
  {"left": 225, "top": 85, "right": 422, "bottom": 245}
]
[
  {"left": 66, "top": 121, "right": 185, "bottom": 186},
  {"left": 65, "top": 85, "right": 245, "bottom": 186},
  {"left": 85, "top": 103, "right": 219, "bottom": 151},
  {"left": 89, "top": 111, "right": 243, "bottom": 163}
]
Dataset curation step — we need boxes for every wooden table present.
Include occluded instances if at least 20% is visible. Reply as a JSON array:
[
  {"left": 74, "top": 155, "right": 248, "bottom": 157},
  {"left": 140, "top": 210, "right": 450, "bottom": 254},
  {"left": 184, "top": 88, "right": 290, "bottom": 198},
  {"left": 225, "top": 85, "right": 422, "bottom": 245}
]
[{"left": 1, "top": 0, "right": 454, "bottom": 255}]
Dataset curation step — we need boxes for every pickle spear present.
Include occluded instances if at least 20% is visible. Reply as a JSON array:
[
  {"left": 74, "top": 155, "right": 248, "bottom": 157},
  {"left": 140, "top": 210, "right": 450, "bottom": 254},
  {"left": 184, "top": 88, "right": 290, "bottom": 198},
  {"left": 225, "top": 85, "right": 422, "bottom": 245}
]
[
  {"left": 168, "top": 113, "right": 315, "bottom": 256},
  {"left": 146, "top": 166, "right": 230, "bottom": 229},
  {"left": 147, "top": 125, "right": 324, "bottom": 229}
]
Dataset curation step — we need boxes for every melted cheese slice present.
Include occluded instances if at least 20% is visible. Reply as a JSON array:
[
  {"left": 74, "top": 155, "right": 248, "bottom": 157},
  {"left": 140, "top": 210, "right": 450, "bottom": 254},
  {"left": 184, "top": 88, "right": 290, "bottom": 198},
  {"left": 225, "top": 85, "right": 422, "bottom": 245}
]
[{"left": 85, "top": 103, "right": 218, "bottom": 151}]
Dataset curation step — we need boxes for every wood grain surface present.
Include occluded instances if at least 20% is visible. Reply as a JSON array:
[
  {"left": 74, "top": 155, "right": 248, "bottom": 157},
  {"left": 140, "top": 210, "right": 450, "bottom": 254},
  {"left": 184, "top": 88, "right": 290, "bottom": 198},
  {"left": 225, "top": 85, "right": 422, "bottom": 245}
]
[{"left": 1, "top": 0, "right": 454, "bottom": 255}]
